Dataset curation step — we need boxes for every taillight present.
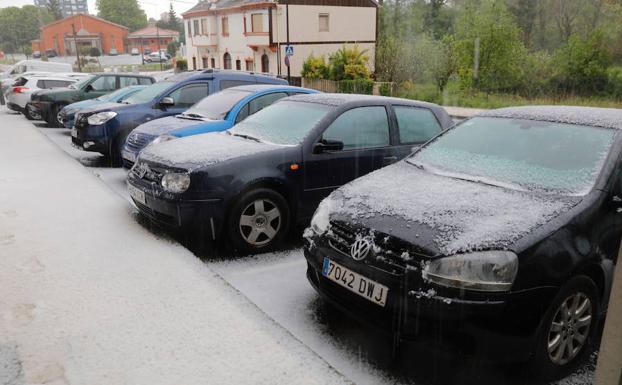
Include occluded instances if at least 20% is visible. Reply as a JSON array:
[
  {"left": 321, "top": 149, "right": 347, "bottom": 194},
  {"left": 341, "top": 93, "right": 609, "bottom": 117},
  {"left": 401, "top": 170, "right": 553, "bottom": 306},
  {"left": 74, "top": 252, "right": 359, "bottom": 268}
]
[{"left": 12, "top": 87, "right": 29, "bottom": 93}]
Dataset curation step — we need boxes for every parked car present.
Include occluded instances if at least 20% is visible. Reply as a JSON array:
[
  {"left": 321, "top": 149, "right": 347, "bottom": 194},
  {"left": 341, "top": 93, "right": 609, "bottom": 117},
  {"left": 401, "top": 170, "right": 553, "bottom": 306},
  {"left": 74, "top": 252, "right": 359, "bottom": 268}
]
[
  {"left": 72, "top": 69, "right": 287, "bottom": 164},
  {"left": 131, "top": 48, "right": 140, "bottom": 56},
  {"left": 59, "top": 85, "right": 147, "bottom": 129},
  {"left": 45, "top": 49, "right": 58, "bottom": 58},
  {"left": 29, "top": 73, "right": 155, "bottom": 127},
  {"left": 126, "top": 94, "right": 452, "bottom": 253},
  {"left": 144, "top": 48, "right": 152, "bottom": 55},
  {"left": 302, "top": 106, "right": 622, "bottom": 379},
  {"left": 6, "top": 75, "right": 77, "bottom": 119},
  {"left": 0, "top": 60, "right": 72, "bottom": 105},
  {"left": 121, "top": 85, "right": 319, "bottom": 166},
  {"left": 144, "top": 52, "right": 169, "bottom": 63},
  {"left": 33, "top": 51, "right": 41, "bottom": 59},
  {"left": 109, "top": 48, "right": 118, "bottom": 56}
]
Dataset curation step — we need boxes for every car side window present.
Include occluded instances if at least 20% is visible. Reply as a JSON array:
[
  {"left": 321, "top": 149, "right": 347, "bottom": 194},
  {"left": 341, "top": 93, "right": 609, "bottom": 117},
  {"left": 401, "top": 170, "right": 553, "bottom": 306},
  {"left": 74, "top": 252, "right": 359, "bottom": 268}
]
[
  {"left": 235, "top": 104, "right": 250, "bottom": 124},
  {"left": 168, "top": 83, "right": 209, "bottom": 108},
  {"left": 322, "top": 106, "right": 390, "bottom": 150},
  {"left": 248, "top": 92, "right": 288, "bottom": 115},
  {"left": 36, "top": 80, "right": 48, "bottom": 88},
  {"left": 89, "top": 76, "right": 116, "bottom": 92},
  {"left": 220, "top": 79, "right": 254, "bottom": 90},
  {"left": 138, "top": 77, "right": 153, "bottom": 85},
  {"left": 394, "top": 106, "right": 442, "bottom": 144},
  {"left": 120, "top": 76, "right": 139, "bottom": 87}
]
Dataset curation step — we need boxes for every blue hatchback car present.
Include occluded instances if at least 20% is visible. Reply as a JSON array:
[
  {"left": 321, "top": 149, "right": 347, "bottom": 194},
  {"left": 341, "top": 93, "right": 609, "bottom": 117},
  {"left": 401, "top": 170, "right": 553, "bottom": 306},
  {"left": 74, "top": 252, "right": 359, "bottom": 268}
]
[
  {"left": 71, "top": 69, "right": 287, "bottom": 164},
  {"left": 59, "top": 85, "right": 146, "bottom": 129},
  {"left": 121, "top": 85, "right": 319, "bottom": 166}
]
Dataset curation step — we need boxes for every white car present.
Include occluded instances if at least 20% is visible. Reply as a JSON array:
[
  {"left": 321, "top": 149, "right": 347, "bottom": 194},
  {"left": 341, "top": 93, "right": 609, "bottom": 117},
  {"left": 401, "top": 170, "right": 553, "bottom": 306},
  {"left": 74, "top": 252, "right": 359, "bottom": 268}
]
[{"left": 6, "top": 75, "right": 77, "bottom": 120}]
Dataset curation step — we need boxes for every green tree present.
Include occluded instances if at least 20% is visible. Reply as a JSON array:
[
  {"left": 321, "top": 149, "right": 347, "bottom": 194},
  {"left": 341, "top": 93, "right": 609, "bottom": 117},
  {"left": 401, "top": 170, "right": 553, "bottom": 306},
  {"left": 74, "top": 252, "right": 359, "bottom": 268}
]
[
  {"left": 96, "top": 0, "right": 148, "bottom": 31},
  {"left": 301, "top": 54, "right": 329, "bottom": 79},
  {"left": 328, "top": 46, "right": 371, "bottom": 81},
  {"left": 46, "top": 0, "right": 63, "bottom": 21},
  {"left": 453, "top": 0, "right": 528, "bottom": 92},
  {"left": 0, "top": 6, "right": 52, "bottom": 54},
  {"left": 551, "top": 30, "right": 611, "bottom": 94}
]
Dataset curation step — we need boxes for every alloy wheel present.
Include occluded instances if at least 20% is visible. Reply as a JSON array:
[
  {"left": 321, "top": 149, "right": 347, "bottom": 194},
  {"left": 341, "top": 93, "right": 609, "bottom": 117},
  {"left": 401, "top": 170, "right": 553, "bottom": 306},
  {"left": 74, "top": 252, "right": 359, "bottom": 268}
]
[
  {"left": 239, "top": 198, "right": 281, "bottom": 246},
  {"left": 547, "top": 292, "right": 592, "bottom": 366}
]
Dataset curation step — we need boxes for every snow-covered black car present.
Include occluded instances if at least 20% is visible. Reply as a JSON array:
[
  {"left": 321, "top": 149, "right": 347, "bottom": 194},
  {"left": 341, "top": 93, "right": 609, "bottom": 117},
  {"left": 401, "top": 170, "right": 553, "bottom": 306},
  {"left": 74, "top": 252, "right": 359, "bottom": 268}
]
[
  {"left": 303, "top": 106, "right": 622, "bottom": 379},
  {"left": 127, "top": 94, "right": 452, "bottom": 252}
]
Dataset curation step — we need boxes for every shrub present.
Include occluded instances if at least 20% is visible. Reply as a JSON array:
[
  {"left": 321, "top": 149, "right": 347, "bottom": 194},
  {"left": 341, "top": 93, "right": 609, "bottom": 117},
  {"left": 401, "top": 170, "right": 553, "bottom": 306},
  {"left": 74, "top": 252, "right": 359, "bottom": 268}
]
[
  {"left": 606, "top": 67, "right": 622, "bottom": 99},
  {"left": 167, "top": 41, "right": 179, "bottom": 57},
  {"left": 301, "top": 54, "right": 328, "bottom": 79},
  {"left": 328, "top": 45, "right": 371, "bottom": 81},
  {"left": 176, "top": 58, "right": 188, "bottom": 71},
  {"left": 89, "top": 47, "right": 101, "bottom": 57},
  {"left": 379, "top": 82, "right": 393, "bottom": 96},
  {"left": 338, "top": 78, "right": 373, "bottom": 94}
]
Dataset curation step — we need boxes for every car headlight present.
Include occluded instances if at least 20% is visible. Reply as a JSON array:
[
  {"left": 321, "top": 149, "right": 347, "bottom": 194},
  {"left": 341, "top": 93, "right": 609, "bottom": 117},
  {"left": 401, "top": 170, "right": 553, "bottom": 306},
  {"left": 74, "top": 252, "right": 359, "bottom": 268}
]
[
  {"left": 87, "top": 111, "right": 117, "bottom": 125},
  {"left": 161, "top": 172, "right": 190, "bottom": 193},
  {"left": 310, "top": 198, "right": 334, "bottom": 234},
  {"left": 422, "top": 251, "right": 518, "bottom": 292},
  {"left": 149, "top": 134, "right": 177, "bottom": 147}
]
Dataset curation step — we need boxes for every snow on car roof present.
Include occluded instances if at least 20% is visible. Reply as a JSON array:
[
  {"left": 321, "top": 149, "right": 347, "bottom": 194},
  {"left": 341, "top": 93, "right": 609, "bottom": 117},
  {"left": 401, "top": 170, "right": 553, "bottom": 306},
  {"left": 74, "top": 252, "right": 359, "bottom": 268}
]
[
  {"left": 284, "top": 93, "right": 445, "bottom": 110},
  {"left": 479, "top": 105, "right": 622, "bottom": 130}
]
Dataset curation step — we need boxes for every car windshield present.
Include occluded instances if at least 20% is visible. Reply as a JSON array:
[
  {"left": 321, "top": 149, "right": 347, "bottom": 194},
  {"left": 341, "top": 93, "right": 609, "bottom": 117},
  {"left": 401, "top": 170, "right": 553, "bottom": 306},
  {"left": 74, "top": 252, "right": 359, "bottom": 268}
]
[
  {"left": 181, "top": 89, "right": 252, "bottom": 120},
  {"left": 229, "top": 101, "right": 332, "bottom": 145},
  {"left": 409, "top": 117, "right": 616, "bottom": 195},
  {"left": 96, "top": 88, "right": 132, "bottom": 102},
  {"left": 69, "top": 76, "right": 94, "bottom": 89},
  {"left": 123, "top": 82, "right": 174, "bottom": 104}
]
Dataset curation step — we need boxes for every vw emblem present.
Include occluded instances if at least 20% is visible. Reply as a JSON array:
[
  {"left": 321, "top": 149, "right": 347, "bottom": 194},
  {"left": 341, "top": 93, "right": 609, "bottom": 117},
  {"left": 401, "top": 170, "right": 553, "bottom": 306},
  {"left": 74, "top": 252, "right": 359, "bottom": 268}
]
[{"left": 350, "top": 237, "right": 372, "bottom": 261}]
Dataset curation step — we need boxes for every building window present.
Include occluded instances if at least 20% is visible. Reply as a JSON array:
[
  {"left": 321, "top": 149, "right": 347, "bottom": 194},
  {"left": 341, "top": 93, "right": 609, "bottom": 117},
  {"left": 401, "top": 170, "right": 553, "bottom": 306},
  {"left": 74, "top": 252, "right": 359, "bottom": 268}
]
[
  {"left": 193, "top": 20, "right": 199, "bottom": 36},
  {"left": 245, "top": 60, "right": 253, "bottom": 71},
  {"left": 251, "top": 13, "right": 263, "bottom": 33},
  {"left": 261, "top": 54, "right": 269, "bottom": 73},
  {"left": 211, "top": 58, "right": 216, "bottom": 68},
  {"left": 236, "top": 59, "right": 241, "bottom": 70},
  {"left": 201, "top": 19, "right": 208, "bottom": 35},
  {"left": 221, "top": 17, "right": 229, "bottom": 35},
  {"left": 192, "top": 57, "right": 197, "bottom": 69},
  {"left": 223, "top": 52, "right": 232, "bottom": 69},
  {"left": 202, "top": 57, "right": 208, "bottom": 69},
  {"left": 187, "top": 21, "right": 191, "bottom": 36},
  {"left": 319, "top": 13, "right": 329, "bottom": 32}
]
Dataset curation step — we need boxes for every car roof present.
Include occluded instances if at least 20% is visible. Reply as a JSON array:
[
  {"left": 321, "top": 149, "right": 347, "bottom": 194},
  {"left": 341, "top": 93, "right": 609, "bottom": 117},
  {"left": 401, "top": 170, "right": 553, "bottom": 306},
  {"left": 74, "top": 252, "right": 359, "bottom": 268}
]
[
  {"left": 26, "top": 75, "right": 77, "bottom": 81},
  {"left": 162, "top": 69, "right": 284, "bottom": 83},
  {"left": 91, "top": 72, "right": 154, "bottom": 78},
  {"left": 283, "top": 93, "right": 440, "bottom": 108},
  {"left": 225, "top": 84, "right": 317, "bottom": 93},
  {"left": 478, "top": 106, "right": 622, "bottom": 130}
]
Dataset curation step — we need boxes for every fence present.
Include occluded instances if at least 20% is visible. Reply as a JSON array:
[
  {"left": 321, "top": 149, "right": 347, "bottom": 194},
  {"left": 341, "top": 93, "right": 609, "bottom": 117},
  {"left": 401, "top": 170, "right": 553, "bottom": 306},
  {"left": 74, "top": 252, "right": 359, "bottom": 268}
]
[{"left": 302, "top": 78, "right": 397, "bottom": 96}]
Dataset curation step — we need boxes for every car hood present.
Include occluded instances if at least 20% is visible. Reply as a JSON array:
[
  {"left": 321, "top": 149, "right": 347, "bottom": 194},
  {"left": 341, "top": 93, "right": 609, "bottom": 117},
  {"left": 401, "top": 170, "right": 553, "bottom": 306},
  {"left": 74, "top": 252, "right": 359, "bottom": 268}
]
[
  {"left": 133, "top": 116, "right": 225, "bottom": 137},
  {"left": 138, "top": 132, "right": 282, "bottom": 171},
  {"left": 321, "top": 162, "right": 580, "bottom": 256},
  {"left": 79, "top": 102, "right": 136, "bottom": 115},
  {"left": 64, "top": 99, "right": 104, "bottom": 113}
]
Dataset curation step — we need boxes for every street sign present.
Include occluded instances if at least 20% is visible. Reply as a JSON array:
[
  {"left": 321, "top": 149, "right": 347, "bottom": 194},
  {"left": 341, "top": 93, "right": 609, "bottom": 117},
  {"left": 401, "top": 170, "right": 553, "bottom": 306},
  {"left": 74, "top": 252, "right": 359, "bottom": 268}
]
[{"left": 285, "top": 45, "right": 294, "bottom": 56}]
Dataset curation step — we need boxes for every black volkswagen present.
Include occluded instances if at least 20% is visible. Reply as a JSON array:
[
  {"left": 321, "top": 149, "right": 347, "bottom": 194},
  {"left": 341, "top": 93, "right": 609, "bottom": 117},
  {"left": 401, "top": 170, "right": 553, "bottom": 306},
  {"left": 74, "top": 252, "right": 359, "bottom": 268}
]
[
  {"left": 126, "top": 94, "right": 452, "bottom": 252},
  {"left": 303, "top": 106, "right": 622, "bottom": 379}
]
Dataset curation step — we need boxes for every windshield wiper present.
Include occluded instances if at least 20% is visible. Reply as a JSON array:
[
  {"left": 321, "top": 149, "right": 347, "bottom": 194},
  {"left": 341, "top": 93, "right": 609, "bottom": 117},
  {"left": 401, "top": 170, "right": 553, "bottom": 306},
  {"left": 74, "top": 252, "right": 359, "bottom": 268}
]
[
  {"left": 178, "top": 112, "right": 206, "bottom": 120},
  {"left": 231, "top": 133, "right": 261, "bottom": 143}
]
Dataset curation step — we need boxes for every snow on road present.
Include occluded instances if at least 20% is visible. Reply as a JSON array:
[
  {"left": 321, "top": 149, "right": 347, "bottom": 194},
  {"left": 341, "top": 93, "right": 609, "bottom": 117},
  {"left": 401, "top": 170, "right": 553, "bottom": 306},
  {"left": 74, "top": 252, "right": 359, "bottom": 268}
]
[{"left": 0, "top": 107, "right": 349, "bottom": 385}]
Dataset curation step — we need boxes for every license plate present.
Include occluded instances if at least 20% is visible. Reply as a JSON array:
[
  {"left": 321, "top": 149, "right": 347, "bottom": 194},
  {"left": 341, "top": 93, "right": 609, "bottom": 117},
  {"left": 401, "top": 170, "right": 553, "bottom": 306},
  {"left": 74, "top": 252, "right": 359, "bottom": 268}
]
[
  {"left": 122, "top": 150, "right": 136, "bottom": 162},
  {"left": 127, "top": 183, "right": 146, "bottom": 205},
  {"left": 322, "top": 258, "right": 389, "bottom": 307},
  {"left": 71, "top": 128, "right": 77, "bottom": 138}
]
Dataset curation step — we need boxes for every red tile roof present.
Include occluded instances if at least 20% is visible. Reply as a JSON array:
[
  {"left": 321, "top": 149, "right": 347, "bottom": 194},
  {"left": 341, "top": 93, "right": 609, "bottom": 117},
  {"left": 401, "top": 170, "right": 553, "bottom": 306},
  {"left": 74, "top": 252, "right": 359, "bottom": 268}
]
[{"left": 127, "top": 26, "right": 180, "bottom": 38}]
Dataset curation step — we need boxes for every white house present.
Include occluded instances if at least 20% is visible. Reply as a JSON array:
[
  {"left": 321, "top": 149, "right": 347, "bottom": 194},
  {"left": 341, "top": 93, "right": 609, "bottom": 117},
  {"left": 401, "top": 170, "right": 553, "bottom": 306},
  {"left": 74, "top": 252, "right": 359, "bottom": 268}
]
[{"left": 182, "top": 0, "right": 378, "bottom": 78}]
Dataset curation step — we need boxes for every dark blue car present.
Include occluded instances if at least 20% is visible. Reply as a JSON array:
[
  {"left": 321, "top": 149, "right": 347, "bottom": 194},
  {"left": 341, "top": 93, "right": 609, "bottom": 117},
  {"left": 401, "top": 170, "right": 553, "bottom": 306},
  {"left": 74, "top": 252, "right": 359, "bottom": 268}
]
[
  {"left": 59, "top": 85, "right": 146, "bottom": 129},
  {"left": 121, "top": 85, "right": 319, "bottom": 166},
  {"left": 71, "top": 69, "right": 287, "bottom": 164}
]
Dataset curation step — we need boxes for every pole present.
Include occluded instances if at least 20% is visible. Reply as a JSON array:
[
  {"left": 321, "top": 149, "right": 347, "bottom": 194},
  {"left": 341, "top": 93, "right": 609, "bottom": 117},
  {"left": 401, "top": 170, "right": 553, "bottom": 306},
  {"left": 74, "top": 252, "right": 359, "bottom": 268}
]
[
  {"left": 285, "top": 0, "right": 290, "bottom": 83},
  {"left": 72, "top": 23, "right": 82, "bottom": 72}
]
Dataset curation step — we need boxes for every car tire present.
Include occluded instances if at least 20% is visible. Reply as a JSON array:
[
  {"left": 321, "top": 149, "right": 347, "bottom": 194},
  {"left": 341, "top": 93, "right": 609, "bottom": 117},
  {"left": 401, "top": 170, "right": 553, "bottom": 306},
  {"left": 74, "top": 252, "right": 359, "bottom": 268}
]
[
  {"left": 531, "top": 275, "right": 600, "bottom": 380},
  {"left": 107, "top": 132, "right": 129, "bottom": 167},
  {"left": 227, "top": 188, "right": 290, "bottom": 254},
  {"left": 23, "top": 105, "right": 35, "bottom": 120},
  {"left": 48, "top": 104, "right": 65, "bottom": 128}
]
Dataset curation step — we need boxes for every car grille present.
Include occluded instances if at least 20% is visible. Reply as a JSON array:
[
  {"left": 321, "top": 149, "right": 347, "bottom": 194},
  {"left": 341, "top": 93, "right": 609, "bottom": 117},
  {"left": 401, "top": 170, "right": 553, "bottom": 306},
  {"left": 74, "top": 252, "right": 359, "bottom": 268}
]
[
  {"left": 126, "top": 132, "right": 155, "bottom": 150},
  {"left": 327, "top": 220, "right": 431, "bottom": 273},
  {"left": 134, "top": 200, "right": 177, "bottom": 226}
]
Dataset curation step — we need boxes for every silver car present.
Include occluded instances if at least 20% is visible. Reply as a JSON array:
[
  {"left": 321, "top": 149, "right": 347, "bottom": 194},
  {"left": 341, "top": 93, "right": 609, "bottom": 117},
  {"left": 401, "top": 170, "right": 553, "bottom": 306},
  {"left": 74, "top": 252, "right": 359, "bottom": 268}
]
[{"left": 6, "top": 75, "right": 77, "bottom": 120}]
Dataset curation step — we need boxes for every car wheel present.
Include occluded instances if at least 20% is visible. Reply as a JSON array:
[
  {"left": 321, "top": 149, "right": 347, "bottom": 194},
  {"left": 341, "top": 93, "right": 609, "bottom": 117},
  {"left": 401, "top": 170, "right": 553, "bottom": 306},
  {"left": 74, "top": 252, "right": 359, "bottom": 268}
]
[
  {"left": 107, "top": 132, "right": 129, "bottom": 167},
  {"left": 532, "top": 275, "right": 599, "bottom": 380},
  {"left": 227, "top": 188, "right": 290, "bottom": 253},
  {"left": 23, "top": 105, "right": 36, "bottom": 120},
  {"left": 48, "top": 104, "right": 65, "bottom": 127}
]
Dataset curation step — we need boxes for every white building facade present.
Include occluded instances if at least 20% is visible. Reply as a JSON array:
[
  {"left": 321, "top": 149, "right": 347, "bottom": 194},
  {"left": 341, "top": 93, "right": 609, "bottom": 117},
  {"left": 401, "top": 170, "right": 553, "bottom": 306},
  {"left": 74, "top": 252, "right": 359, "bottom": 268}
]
[{"left": 182, "top": 0, "right": 377, "bottom": 79}]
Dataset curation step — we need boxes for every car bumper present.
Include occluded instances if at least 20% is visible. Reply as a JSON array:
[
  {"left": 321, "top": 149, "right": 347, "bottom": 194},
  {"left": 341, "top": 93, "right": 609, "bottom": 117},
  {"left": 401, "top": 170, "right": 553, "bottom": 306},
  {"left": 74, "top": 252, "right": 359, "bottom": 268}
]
[
  {"left": 121, "top": 144, "right": 140, "bottom": 168},
  {"left": 71, "top": 124, "right": 109, "bottom": 153},
  {"left": 6, "top": 102, "right": 24, "bottom": 113},
  {"left": 303, "top": 240, "right": 559, "bottom": 363},
  {"left": 30, "top": 101, "right": 53, "bottom": 120},
  {"left": 126, "top": 176, "right": 224, "bottom": 238}
]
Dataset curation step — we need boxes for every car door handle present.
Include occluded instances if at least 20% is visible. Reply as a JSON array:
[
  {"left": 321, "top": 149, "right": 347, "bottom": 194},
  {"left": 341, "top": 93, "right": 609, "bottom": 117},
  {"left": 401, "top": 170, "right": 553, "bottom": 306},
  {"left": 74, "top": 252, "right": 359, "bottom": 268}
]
[{"left": 383, "top": 156, "right": 398, "bottom": 165}]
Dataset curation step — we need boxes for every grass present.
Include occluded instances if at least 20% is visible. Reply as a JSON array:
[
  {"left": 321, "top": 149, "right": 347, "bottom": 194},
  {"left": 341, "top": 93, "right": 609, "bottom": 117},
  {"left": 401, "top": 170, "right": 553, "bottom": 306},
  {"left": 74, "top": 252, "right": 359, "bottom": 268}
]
[
  {"left": 398, "top": 81, "right": 622, "bottom": 109},
  {"left": 0, "top": 58, "right": 17, "bottom": 65}
]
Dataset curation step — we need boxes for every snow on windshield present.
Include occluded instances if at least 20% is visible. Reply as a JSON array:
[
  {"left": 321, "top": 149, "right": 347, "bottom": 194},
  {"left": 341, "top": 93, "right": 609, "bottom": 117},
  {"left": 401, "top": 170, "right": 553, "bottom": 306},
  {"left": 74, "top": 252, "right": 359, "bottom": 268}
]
[
  {"left": 139, "top": 132, "right": 276, "bottom": 169},
  {"left": 326, "top": 162, "right": 578, "bottom": 255},
  {"left": 185, "top": 89, "right": 252, "bottom": 120},
  {"left": 410, "top": 117, "right": 615, "bottom": 195}
]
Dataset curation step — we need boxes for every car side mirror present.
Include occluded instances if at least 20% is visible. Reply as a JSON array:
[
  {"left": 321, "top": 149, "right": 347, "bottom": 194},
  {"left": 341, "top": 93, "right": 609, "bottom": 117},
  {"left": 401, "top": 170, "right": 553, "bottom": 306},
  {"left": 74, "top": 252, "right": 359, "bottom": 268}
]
[
  {"left": 160, "top": 97, "right": 174, "bottom": 108},
  {"left": 313, "top": 139, "right": 344, "bottom": 154}
]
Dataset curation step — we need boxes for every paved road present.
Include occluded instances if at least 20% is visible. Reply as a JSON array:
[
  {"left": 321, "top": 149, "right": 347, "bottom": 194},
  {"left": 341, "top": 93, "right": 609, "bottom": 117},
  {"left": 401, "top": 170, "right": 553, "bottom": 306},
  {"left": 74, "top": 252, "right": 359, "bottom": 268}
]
[{"left": 10, "top": 106, "right": 596, "bottom": 385}]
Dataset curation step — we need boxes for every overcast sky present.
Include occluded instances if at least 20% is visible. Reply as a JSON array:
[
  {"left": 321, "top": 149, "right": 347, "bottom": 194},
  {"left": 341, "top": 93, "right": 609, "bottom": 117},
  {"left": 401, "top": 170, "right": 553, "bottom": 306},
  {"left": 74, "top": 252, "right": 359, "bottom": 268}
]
[{"left": 0, "top": 0, "right": 194, "bottom": 20}]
